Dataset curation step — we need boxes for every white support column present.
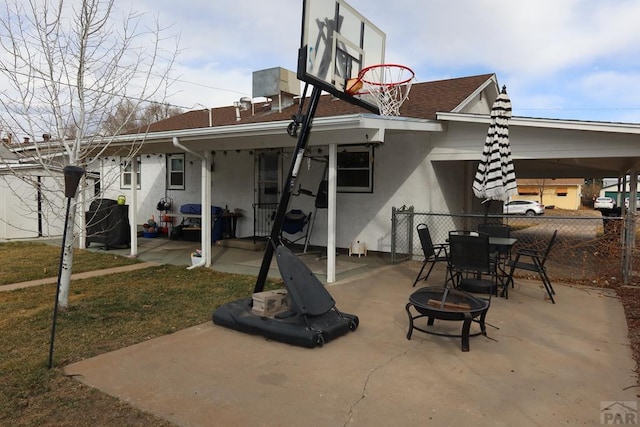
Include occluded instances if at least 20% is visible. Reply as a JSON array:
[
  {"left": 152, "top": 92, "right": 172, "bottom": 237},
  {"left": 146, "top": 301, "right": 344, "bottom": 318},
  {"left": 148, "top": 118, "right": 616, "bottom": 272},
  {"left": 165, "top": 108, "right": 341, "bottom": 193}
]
[
  {"left": 78, "top": 175, "right": 87, "bottom": 249},
  {"left": 327, "top": 143, "right": 337, "bottom": 283},
  {"left": 129, "top": 158, "right": 139, "bottom": 257},
  {"left": 202, "top": 150, "right": 212, "bottom": 267}
]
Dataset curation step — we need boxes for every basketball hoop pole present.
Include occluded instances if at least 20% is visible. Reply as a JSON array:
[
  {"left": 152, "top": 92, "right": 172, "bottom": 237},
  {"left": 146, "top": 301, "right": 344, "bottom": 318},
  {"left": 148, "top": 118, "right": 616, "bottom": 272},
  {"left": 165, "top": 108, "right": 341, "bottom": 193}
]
[{"left": 254, "top": 86, "right": 323, "bottom": 293}]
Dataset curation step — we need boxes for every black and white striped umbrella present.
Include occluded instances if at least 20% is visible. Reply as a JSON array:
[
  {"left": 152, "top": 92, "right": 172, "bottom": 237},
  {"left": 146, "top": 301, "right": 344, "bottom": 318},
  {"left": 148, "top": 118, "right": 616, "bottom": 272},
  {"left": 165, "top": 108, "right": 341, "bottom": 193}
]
[{"left": 472, "top": 85, "right": 516, "bottom": 202}]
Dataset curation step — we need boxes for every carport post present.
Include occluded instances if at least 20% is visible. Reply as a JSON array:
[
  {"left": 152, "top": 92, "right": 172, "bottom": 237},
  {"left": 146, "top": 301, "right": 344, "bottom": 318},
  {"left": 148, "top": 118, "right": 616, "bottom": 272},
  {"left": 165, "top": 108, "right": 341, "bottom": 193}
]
[{"left": 623, "top": 170, "right": 638, "bottom": 283}]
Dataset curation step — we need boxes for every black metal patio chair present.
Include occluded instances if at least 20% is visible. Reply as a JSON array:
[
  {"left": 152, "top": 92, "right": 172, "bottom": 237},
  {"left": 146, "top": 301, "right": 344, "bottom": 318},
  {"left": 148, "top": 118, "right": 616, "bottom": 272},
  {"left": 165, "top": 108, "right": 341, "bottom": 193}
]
[
  {"left": 412, "top": 223, "right": 450, "bottom": 287},
  {"left": 448, "top": 230, "right": 500, "bottom": 298},
  {"left": 505, "top": 230, "right": 558, "bottom": 303}
]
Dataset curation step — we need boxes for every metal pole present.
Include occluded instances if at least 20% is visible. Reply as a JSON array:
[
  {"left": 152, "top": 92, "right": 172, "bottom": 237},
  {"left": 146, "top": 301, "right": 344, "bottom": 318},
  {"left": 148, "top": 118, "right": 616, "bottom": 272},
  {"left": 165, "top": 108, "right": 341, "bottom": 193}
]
[{"left": 254, "top": 87, "right": 322, "bottom": 293}]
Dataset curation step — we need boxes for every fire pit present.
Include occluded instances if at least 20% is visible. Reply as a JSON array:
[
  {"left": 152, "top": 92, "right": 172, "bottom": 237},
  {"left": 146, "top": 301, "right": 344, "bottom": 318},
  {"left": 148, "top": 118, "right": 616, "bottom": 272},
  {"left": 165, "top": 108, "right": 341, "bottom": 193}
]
[{"left": 405, "top": 287, "right": 490, "bottom": 351}]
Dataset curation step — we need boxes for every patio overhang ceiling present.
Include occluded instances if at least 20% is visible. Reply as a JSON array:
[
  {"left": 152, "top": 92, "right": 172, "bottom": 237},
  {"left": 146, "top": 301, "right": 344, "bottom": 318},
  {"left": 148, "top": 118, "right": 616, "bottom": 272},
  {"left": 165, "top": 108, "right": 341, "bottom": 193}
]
[
  {"left": 100, "top": 114, "right": 444, "bottom": 156},
  {"left": 436, "top": 112, "right": 640, "bottom": 178}
]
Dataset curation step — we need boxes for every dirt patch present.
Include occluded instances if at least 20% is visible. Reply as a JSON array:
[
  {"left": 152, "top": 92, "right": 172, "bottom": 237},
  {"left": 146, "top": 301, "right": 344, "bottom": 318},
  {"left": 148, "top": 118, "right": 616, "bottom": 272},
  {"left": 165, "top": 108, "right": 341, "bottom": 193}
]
[{"left": 614, "top": 283, "right": 640, "bottom": 395}]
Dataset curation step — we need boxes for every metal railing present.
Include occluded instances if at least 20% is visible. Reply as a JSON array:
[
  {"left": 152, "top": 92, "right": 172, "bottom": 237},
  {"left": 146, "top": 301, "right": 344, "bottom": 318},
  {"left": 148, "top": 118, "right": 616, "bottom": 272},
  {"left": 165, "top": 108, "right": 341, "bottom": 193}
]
[{"left": 392, "top": 207, "right": 633, "bottom": 284}]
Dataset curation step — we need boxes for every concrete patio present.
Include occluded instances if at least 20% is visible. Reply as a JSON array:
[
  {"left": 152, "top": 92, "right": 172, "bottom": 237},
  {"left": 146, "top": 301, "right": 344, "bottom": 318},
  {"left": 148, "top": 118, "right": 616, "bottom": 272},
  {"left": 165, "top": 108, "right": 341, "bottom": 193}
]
[{"left": 66, "top": 239, "right": 638, "bottom": 426}]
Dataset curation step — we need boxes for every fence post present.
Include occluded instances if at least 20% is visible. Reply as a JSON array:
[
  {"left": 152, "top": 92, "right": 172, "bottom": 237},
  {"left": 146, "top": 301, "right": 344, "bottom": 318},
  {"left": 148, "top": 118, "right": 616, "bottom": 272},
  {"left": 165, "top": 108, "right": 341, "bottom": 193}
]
[
  {"left": 391, "top": 205, "right": 415, "bottom": 265},
  {"left": 408, "top": 206, "right": 415, "bottom": 258},
  {"left": 391, "top": 206, "right": 397, "bottom": 264}
]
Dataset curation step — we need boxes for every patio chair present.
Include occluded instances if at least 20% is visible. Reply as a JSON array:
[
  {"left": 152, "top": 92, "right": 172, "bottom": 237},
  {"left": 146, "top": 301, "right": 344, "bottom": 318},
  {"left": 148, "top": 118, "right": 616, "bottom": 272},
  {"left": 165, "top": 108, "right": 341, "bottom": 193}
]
[
  {"left": 412, "top": 223, "right": 451, "bottom": 287},
  {"left": 447, "top": 230, "right": 499, "bottom": 298},
  {"left": 280, "top": 209, "right": 312, "bottom": 247},
  {"left": 477, "top": 223, "right": 513, "bottom": 270},
  {"left": 505, "top": 230, "right": 558, "bottom": 303}
]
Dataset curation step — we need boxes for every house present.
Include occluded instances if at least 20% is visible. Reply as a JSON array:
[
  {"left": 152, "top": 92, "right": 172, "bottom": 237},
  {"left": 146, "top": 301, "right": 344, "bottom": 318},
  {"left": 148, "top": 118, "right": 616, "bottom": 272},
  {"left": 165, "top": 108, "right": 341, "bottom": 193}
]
[
  {"left": 93, "top": 71, "right": 504, "bottom": 263},
  {"left": 4, "top": 69, "right": 640, "bottom": 282},
  {"left": 601, "top": 177, "right": 640, "bottom": 206},
  {"left": 0, "top": 143, "right": 69, "bottom": 239},
  {"left": 510, "top": 178, "right": 584, "bottom": 210}
]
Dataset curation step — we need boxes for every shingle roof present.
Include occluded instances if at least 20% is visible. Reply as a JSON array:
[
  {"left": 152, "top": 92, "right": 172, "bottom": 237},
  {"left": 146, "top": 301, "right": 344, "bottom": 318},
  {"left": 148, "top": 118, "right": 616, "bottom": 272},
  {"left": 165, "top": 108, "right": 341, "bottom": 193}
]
[{"left": 142, "top": 73, "right": 495, "bottom": 133}]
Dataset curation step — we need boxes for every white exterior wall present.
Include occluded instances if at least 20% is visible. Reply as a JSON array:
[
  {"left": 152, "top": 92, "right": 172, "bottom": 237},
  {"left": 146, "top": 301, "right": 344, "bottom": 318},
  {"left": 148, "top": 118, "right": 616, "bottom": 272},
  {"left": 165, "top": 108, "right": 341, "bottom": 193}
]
[
  {"left": 0, "top": 173, "right": 66, "bottom": 239},
  {"left": 209, "top": 150, "right": 261, "bottom": 238},
  {"left": 0, "top": 175, "right": 40, "bottom": 239},
  {"left": 92, "top": 134, "right": 469, "bottom": 251},
  {"left": 87, "top": 120, "right": 498, "bottom": 252},
  {"left": 87, "top": 113, "right": 640, "bottom": 253}
]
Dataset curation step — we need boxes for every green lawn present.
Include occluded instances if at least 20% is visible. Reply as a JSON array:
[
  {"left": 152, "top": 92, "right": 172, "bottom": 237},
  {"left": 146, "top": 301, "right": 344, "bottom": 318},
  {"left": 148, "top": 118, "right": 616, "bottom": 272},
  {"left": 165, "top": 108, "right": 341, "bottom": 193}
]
[{"left": 0, "top": 241, "right": 281, "bottom": 426}]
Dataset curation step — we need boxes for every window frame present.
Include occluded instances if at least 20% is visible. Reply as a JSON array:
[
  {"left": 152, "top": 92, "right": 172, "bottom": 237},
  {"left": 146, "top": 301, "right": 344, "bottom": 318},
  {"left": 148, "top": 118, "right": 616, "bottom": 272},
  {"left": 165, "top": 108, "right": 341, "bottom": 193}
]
[
  {"left": 120, "top": 156, "right": 141, "bottom": 189},
  {"left": 167, "top": 153, "right": 185, "bottom": 190},
  {"left": 337, "top": 144, "right": 374, "bottom": 193}
]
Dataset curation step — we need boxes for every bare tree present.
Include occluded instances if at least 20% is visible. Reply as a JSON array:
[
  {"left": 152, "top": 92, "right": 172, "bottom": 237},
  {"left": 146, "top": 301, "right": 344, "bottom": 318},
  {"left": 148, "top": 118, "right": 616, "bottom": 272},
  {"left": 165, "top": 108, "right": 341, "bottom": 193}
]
[
  {"left": 0, "top": 0, "right": 179, "bottom": 308},
  {"left": 102, "top": 100, "right": 182, "bottom": 135},
  {"left": 535, "top": 179, "right": 547, "bottom": 204}
]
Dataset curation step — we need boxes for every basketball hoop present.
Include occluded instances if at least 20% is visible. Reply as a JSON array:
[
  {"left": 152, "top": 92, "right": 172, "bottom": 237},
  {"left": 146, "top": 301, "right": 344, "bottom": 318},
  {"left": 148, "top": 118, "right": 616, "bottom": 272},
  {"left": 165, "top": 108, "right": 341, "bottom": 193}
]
[{"left": 345, "top": 64, "right": 415, "bottom": 116}]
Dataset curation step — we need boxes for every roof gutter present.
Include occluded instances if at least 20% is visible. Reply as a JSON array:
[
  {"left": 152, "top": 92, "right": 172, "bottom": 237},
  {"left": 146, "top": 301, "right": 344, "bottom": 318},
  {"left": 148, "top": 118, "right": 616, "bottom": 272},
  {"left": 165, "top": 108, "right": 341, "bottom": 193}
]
[{"left": 437, "top": 112, "right": 640, "bottom": 134}]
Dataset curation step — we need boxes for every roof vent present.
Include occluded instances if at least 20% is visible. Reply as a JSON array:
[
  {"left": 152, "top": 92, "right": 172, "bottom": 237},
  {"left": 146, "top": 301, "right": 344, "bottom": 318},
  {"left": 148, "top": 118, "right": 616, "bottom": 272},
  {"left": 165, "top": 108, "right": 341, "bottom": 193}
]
[{"left": 239, "top": 97, "right": 251, "bottom": 111}]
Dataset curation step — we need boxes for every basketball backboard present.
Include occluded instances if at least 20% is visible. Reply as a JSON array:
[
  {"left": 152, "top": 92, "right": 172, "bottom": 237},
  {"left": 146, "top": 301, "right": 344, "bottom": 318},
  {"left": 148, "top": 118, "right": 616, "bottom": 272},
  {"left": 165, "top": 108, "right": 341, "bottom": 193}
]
[{"left": 298, "top": 0, "right": 386, "bottom": 113}]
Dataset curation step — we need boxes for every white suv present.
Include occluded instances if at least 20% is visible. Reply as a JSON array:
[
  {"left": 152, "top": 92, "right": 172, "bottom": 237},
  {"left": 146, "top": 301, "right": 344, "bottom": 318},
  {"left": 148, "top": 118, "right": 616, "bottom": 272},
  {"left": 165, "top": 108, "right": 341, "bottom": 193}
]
[
  {"left": 594, "top": 197, "right": 616, "bottom": 210},
  {"left": 503, "top": 200, "right": 545, "bottom": 216}
]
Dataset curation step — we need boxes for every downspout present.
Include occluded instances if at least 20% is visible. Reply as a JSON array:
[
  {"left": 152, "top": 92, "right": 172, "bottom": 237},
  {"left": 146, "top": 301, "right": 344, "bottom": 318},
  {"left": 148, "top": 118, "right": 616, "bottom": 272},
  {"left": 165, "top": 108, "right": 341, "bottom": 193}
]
[{"left": 172, "top": 136, "right": 210, "bottom": 269}]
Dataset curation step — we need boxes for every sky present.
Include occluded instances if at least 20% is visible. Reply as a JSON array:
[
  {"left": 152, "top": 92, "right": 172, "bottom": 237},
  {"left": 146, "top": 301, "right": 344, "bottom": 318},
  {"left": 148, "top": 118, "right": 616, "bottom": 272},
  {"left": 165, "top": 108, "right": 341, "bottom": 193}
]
[{"left": 135, "top": 0, "right": 640, "bottom": 123}]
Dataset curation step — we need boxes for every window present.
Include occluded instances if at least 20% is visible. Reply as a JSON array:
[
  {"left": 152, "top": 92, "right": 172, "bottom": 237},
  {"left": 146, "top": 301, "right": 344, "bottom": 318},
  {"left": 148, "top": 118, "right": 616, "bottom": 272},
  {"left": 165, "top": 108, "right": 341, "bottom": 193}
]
[
  {"left": 167, "top": 153, "right": 185, "bottom": 190},
  {"left": 555, "top": 187, "right": 568, "bottom": 196},
  {"left": 255, "top": 150, "right": 281, "bottom": 204},
  {"left": 337, "top": 145, "right": 374, "bottom": 193},
  {"left": 120, "top": 157, "right": 141, "bottom": 189},
  {"left": 517, "top": 186, "right": 539, "bottom": 195}
]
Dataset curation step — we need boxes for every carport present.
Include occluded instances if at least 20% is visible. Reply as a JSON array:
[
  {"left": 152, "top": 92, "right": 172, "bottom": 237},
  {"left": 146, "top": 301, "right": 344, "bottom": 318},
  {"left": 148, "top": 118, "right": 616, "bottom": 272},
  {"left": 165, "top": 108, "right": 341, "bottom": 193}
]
[{"left": 433, "top": 113, "right": 640, "bottom": 283}]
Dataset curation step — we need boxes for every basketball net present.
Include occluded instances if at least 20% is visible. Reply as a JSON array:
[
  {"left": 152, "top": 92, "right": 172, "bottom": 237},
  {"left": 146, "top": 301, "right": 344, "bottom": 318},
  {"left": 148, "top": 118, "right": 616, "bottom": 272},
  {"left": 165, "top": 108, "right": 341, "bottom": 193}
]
[{"left": 354, "top": 64, "right": 415, "bottom": 116}]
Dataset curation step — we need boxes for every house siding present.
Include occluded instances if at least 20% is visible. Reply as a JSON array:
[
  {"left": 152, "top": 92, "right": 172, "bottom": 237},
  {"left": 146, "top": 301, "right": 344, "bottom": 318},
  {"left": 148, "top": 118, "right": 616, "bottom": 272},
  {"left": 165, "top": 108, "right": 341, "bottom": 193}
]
[{"left": 0, "top": 173, "right": 66, "bottom": 239}]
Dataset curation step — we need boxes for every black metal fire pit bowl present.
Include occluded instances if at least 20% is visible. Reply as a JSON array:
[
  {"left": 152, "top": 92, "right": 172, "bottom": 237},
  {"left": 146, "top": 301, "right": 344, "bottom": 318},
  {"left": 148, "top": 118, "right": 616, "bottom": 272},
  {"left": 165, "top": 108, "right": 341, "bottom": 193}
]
[{"left": 405, "top": 287, "right": 490, "bottom": 352}]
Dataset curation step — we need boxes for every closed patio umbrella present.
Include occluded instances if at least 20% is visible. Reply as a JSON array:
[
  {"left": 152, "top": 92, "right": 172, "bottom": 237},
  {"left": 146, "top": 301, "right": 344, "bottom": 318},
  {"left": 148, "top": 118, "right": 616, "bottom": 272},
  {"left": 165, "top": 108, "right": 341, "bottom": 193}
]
[{"left": 472, "top": 85, "right": 516, "bottom": 208}]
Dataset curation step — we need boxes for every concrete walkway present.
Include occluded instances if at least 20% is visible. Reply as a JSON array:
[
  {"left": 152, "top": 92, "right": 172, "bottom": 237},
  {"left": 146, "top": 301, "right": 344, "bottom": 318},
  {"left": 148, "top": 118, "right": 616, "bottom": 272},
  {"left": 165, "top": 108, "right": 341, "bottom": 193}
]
[
  {"left": 65, "top": 262, "right": 638, "bottom": 426},
  {"left": 0, "top": 262, "right": 159, "bottom": 292}
]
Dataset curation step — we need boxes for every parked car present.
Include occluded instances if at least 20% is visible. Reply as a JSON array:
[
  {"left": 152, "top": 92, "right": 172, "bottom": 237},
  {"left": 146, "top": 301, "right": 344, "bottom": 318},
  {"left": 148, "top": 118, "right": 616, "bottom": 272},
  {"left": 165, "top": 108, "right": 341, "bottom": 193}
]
[
  {"left": 594, "top": 197, "right": 616, "bottom": 210},
  {"left": 503, "top": 200, "right": 545, "bottom": 216}
]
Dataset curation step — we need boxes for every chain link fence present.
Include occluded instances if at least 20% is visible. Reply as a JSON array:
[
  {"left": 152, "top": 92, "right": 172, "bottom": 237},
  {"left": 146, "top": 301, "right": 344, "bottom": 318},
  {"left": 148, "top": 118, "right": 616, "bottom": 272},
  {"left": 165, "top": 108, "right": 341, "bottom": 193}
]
[{"left": 391, "top": 206, "right": 634, "bottom": 284}]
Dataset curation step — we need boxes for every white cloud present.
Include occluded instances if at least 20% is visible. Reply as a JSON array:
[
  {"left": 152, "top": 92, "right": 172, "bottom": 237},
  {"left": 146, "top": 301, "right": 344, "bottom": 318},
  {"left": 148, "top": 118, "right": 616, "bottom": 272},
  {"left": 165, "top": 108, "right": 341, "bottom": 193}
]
[{"left": 4, "top": 0, "right": 639, "bottom": 122}]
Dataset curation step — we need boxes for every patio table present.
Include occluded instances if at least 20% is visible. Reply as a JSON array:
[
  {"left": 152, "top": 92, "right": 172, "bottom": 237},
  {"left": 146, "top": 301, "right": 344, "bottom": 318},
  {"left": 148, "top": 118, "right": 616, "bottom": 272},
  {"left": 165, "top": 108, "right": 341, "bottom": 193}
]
[{"left": 489, "top": 237, "right": 517, "bottom": 297}]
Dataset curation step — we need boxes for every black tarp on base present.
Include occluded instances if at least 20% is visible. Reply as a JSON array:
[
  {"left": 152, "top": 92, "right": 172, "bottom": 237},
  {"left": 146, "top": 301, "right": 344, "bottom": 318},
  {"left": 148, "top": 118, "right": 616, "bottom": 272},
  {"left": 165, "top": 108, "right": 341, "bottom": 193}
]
[
  {"left": 212, "top": 299, "right": 357, "bottom": 348},
  {"left": 212, "top": 245, "right": 358, "bottom": 348}
]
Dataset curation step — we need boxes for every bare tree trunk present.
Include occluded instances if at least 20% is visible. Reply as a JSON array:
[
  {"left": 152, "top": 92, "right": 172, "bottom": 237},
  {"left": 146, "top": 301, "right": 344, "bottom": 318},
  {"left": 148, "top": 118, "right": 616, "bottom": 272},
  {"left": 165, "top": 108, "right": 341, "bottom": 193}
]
[{"left": 58, "top": 202, "right": 77, "bottom": 308}]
